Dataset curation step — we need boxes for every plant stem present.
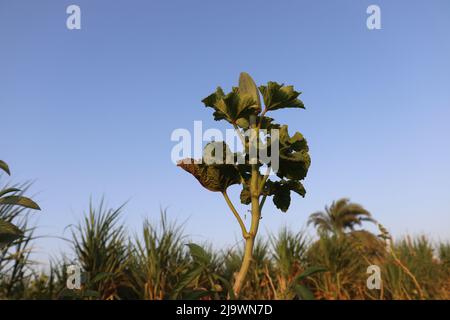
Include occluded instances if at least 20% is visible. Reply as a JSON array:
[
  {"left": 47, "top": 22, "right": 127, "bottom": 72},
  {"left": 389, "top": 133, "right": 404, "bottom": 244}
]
[
  {"left": 259, "top": 194, "right": 267, "bottom": 211},
  {"left": 232, "top": 130, "right": 261, "bottom": 297},
  {"left": 232, "top": 189, "right": 260, "bottom": 297},
  {"left": 258, "top": 166, "right": 271, "bottom": 194},
  {"left": 233, "top": 124, "right": 246, "bottom": 149},
  {"left": 222, "top": 191, "right": 249, "bottom": 239}
]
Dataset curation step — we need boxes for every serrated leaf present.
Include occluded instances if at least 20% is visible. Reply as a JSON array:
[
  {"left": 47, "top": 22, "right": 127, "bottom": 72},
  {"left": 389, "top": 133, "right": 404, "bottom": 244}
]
[
  {"left": 177, "top": 158, "right": 241, "bottom": 193},
  {"left": 202, "top": 79, "right": 260, "bottom": 128},
  {"left": 259, "top": 81, "right": 304, "bottom": 111},
  {"left": 259, "top": 116, "right": 280, "bottom": 130},
  {"left": 0, "top": 219, "right": 24, "bottom": 245},
  {"left": 0, "top": 196, "right": 41, "bottom": 210},
  {"left": 0, "top": 160, "right": 10, "bottom": 175},
  {"left": 265, "top": 179, "right": 306, "bottom": 212},
  {"left": 276, "top": 125, "right": 310, "bottom": 180}
]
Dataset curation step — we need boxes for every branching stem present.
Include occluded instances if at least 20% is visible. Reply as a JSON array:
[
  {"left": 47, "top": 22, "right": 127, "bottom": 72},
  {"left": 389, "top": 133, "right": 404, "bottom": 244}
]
[
  {"left": 233, "top": 124, "right": 246, "bottom": 149},
  {"left": 222, "top": 191, "right": 249, "bottom": 239}
]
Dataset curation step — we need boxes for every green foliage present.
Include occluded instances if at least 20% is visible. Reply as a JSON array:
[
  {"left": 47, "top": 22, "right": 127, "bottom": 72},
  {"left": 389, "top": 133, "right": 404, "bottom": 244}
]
[
  {"left": 128, "top": 211, "right": 190, "bottom": 300},
  {"left": 172, "top": 243, "right": 232, "bottom": 300},
  {"left": 308, "top": 198, "right": 375, "bottom": 236},
  {"left": 0, "top": 161, "right": 40, "bottom": 298},
  {"left": 202, "top": 87, "right": 260, "bottom": 127},
  {"left": 70, "top": 200, "right": 129, "bottom": 300},
  {"left": 0, "top": 202, "right": 449, "bottom": 300},
  {"left": 0, "top": 160, "right": 10, "bottom": 175},
  {"left": 0, "top": 183, "right": 37, "bottom": 299},
  {"left": 178, "top": 73, "right": 311, "bottom": 296},
  {"left": 180, "top": 72, "right": 310, "bottom": 213},
  {"left": 275, "top": 125, "right": 310, "bottom": 181},
  {"left": 58, "top": 271, "right": 112, "bottom": 300},
  {"left": 259, "top": 81, "right": 304, "bottom": 111},
  {"left": 264, "top": 179, "right": 306, "bottom": 212},
  {"left": 0, "top": 160, "right": 40, "bottom": 247},
  {"left": 177, "top": 158, "right": 241, "bottom": 193},
  {"left": 0, "top": 196, "right": 40, "bottom": 210},
  {"left": 0, "top": 219, "right": 23, "bottom": 245}
]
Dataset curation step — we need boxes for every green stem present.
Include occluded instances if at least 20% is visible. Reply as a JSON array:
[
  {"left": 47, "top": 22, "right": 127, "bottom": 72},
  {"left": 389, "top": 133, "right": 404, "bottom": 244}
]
[
  {"left": 222, "top": 191, "right": 249, "bottom": 239},
  {"left": 259, "top": 194, "right": 267, "bottom": 211},
  {"left": 258, "top": 167, "right": 270, "bottom": 194},
  {"left": 232, "top": 126, "right": 261, "bottom": 298},
  {"left": 233, "top": 124, "right": 246, "bottom": 149}
]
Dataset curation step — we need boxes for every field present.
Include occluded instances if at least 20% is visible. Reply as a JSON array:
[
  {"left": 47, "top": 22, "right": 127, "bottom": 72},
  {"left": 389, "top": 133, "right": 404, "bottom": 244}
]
[{"left": 1, "top": 197, "right": 449, "bottom": 300}]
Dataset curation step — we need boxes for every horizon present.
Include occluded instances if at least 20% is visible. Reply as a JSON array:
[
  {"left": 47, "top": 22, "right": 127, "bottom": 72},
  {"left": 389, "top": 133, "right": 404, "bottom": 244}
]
[{"left": 1, "top": 0, "right": 450, "bottom": 264}]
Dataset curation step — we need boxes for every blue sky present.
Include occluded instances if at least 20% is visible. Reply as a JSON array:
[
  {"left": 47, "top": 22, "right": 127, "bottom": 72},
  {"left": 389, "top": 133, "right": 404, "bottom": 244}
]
[{"left": 1, "top": 0, "right": 449, "bottom": 261}]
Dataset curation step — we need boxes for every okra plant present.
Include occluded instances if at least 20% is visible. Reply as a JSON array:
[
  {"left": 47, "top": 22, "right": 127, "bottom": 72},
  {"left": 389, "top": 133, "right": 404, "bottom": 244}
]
[
  {"left": 0, "top": 160, "right": 40, "bottom": 247},
  {"left": 178, "top": 73, "right": 311, "bottom": 297}
]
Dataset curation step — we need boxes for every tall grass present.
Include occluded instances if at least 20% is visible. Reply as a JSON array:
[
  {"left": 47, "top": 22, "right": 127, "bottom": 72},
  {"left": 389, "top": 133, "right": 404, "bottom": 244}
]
[
  {"left": 128, "top": 211, "right": 189, "bottom": 299},
  {"left": 0, "top": 200, "right": 449, "bottom": 300},
  {"left": 69, "top": 200, "right": 130, "bottom": 299},
  {"left": 0, "top": 182, "right": 38, "bottom": 299}
]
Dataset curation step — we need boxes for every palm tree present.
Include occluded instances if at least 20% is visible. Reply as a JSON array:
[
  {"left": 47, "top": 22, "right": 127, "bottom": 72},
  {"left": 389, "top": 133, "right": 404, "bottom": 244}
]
[{"left": 308, "top": 198, "right": 375, "bottom": 237}]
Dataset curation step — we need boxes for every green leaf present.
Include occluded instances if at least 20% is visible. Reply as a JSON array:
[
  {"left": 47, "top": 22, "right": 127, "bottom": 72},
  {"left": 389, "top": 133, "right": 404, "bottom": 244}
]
[
  {"left": 212, "top": 274, "right": 236, "bottom": 300},
  {"left": 294, "top": 284, "right": 315, "bottom": 300},
  {"left": 177, "top": 158, "right": 241, "bottom": 193},
  {"left": 295, "top": 266, "right": 327, "bottom": 281},
  {"left": 0, "top": 219, "right": 24, "bottom": 245},
  {"left": 276, "top": 125, "right": 311, "bottom": 180},
  {"left": 0, "top": 187, "right": 21, "bottom": 197},
  {"left": 259, "top": 116, "right": 280, "bottom": 130},
  {"left": 90, "top": 272, "right": 114, "bottom": 284},
  {"left": 0, "top": 160, "right": 10, "bottom": 175},
  {"left": 186, "top": 243, "right": 210, "bottom": 265},
  {"left": 202, "top": 82, "right": 260, "bottom": 128},
  {"left": 265, "top": 180, "right": 306, "bottom": 212},
  {"left": 287, "top": 180, "right": 306, "bottom": 197},
  {"left": 0, "top": 196, "right": 41, "bottom": 210},
  {"left": 239, "top": 72, "right": 261, "bottom": 112},
  {"left": 259, "top": 81, "right": 304, "bottom": 111},
  {"left": 171, "top": 266, "right": 203, "bottom": 299},
  {"left": 82, "top": 290, "right": 100, "bottom": 298},
  {"left": 272, "top": 184, "right": 291, "bottom": 212}
]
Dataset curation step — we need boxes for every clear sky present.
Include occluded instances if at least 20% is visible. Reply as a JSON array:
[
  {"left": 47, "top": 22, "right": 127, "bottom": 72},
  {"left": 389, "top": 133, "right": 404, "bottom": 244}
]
[{"left": 1, "top": 0, "right": 449, "bottom": 262}]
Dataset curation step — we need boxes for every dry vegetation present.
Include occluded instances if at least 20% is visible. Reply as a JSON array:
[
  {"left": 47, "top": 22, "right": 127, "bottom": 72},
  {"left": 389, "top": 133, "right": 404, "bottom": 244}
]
[{"left": 1, "top": 197, "right": 449, "bottom": 300}]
